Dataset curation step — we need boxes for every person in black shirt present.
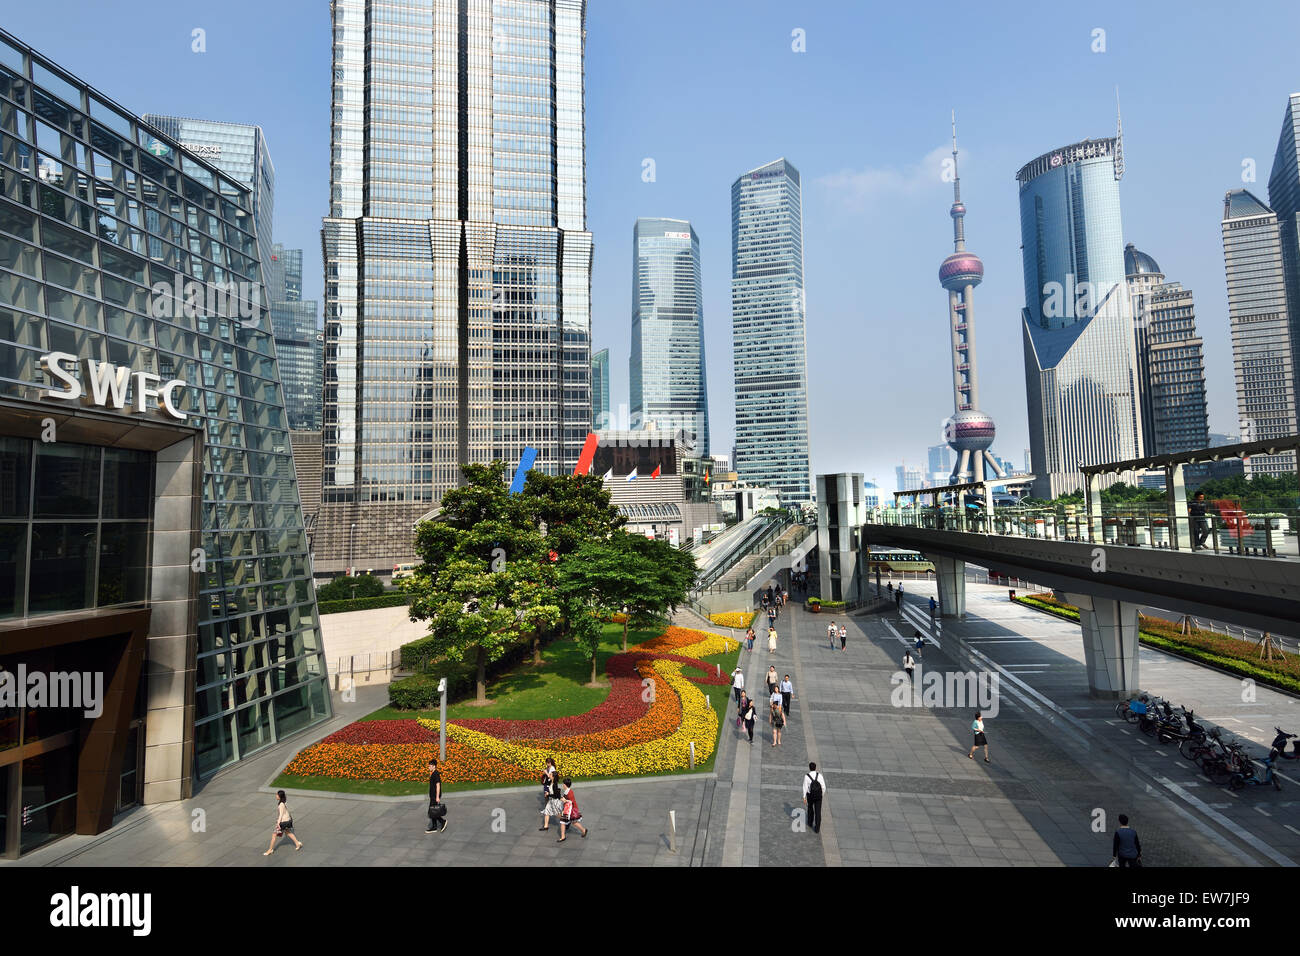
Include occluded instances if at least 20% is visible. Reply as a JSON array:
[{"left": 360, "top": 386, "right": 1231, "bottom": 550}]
[
  {"left": 426, "top": 758, "right": 447, "bottom": 834},
  {"left": 1189, "top": 493, "right": 1209, "bottom": 549},
  {"left": 1112, "top": 814, "right": 1140, "bottom": 867}
]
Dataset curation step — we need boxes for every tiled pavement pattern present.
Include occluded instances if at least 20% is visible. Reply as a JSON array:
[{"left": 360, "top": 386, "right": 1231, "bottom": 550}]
[{"left": 8, "top": 580, "right": 1292, "bottom": 867}]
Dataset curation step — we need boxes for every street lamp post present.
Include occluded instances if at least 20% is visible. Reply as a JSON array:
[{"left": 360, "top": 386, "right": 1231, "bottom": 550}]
[{"left": 349, "top": 522, "right": 357, "bottom": 576}]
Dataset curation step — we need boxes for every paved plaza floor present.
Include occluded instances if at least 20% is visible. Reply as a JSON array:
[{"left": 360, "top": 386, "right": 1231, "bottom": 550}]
[{"left": 6, "top": 580, "right": 1295, "bottom": 867}]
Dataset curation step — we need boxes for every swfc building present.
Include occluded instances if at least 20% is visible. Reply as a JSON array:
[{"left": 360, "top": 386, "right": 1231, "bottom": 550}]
[
  {"left": 631, "top": 218, "right": 709, "bottom": 455},
  {"left": 0, "top": 32, "right": 329, "bottom": 858},
  {"left": 1016, "top": 134, "right": 1142, "bottom": 498},
  {"left": 318, "top": 0, "right": 593, "bottom": 573}
]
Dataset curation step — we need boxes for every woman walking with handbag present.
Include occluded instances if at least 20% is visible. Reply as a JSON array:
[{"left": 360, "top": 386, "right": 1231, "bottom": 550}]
[
  {"left": 263, "top": 790, "right": 303, "bottom": 855},
  {"left": 968, "top": 712, "right": 990, "bottom": 763},
  {"left": 556, "top": 779, "right": 588, "bottom": 842},
  {"left": 770, "top": 698, "right": 785, "bottom": 747},
  {"left": 539, "top": 767, "right": 565, "bottom": 832},
  {"left": 742, "top": 697, "right": 756, "bottom": 744},
  {"left": 767, "top": 626, "right": 777, "bottom": 654}
]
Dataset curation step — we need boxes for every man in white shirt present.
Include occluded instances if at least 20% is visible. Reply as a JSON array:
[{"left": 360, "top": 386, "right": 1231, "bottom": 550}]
[
  {"left": 779, "top": 675, "right": 794, "bottom": 715},
  {"left": 802, "top": 761, "right": 826, "bottom": 834},
  {"left": 730, "top": 666, "right": 745, "bottom": 706}
]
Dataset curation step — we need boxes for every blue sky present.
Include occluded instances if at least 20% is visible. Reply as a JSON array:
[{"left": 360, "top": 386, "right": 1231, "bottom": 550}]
[{"left": 8, "top": 0, "right": 1300, "bottom": 488}]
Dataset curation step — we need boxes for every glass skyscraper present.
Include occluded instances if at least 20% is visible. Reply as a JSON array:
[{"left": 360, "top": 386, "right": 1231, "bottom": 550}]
[
  {"left": 268, "top": 243, "right": 321, "bottom": 430},
  {"left": 1268, "top": 92, "right": 1300, "bottom": 436},
  {"left": 730, "top": 159, "right": 812, "bottom": 505},
  {"left": 319, "top": 0, "right": 592, "bottom": 573},
  {"left": 1124, "top": 244, "right": 1210, "bottom": 458},
  {"left": 631, "top": 218, "right": 709, "bottom": 455},
  {"left": 591, "top": 346, "right": 609, "bottom": 429},
  {"left": 1017, "top": 137, "right": 1142, "bottom": 498},
  {"left": 0, "top": 30, "right": 329, "bottom": 851},
  {"left": 140, "top": 114, "right": 276, "bottom": 275},
  {"left": 1220, "top": 189, "right": 1299, "bottom": 476}
]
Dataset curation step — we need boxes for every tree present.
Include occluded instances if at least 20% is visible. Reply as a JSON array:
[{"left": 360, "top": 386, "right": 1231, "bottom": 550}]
[
  {"left": 568, "top": 611, "right": 605, "bottom": 686},
  {"left": 403, "top": 462, "right": 561, "bottom": 703},
  {"left": 519, "top": 471, "right": 626, "bottom": 556}
]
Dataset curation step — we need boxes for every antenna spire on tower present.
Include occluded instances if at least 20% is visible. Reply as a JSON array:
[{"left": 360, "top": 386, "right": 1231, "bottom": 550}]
[{"left": 1113, "top": 87, "right": 1125, "bottom": 181}]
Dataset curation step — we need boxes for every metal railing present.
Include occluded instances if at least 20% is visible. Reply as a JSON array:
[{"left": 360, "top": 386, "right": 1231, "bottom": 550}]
[
  {"left": 869, "top": 502, "right": 1300, "bottom": 561},
  {"left": 695, "top": 511, "right": 795, "bottom": 591},
  {"left": 330, "top": 650, "right": 402, "bottom": 688},
  {"left": 695, "top": 521, "right": 809, "bottom": 594}
]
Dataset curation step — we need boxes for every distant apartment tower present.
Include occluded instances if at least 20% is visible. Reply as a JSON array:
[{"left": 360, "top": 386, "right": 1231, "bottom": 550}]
[
  {"left": 1220, "top": 190, "right": 1299, "bottom": 476},
  {"left": 1268, "top": 92, "right": 1300, "bottom": 432},
  {"left": 1124, "top": 244, "right": 1210, "bottom": 456},
  {"left": 142, "top": 113, "right": 276, "bottom": 272},
  {"left": 731, "top": 159, "right": 812, "bottom": 504},
  {"left": 895, "top": 464, "right": 924, "bottom": 492},
  {"left": 268, "top": 244, "right": 321, "bottom": 430},
  {"left": 1017, "top": 134, "right": 1143, "bottom": 498},
  {"left": 926, "top": 443, "right": 953, "bottom": 483},
  {"left": 591, "top": 347, "right": 610, "bottom": 429},
  {"left": 318, "top": 0, "right": 593, "bottom": 572},
  {"left": 631, "top": 218, "right": 709, "bottom": 454}
]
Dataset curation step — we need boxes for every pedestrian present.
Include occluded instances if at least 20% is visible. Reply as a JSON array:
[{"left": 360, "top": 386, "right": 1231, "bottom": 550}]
[
  {"left": 541, "top": 755, "right": 557, "bottom": 800},
  {"left": 929, "top": 595, "right": 937, "bottom": 625},
  {"left": 742, "top": 696, "right": 757, "bottom": 744},
  {"left": 913, "top": 630, "right": 925, "bottom": 659},
  {"left": 731, "top": 665, "right": 745, "bottom": 706},
  {"left": 802, "top": 762, "right": 826, "bottom": 834},
  {"left": 263, "top": 790, "right": 304, "bottom": 855},
  {"left": 768, "top": 605, "right": 777, "bottom": 625},
  {"left": 765, "top": 665, "right": 778, "bottom": 698},
  {"left": 782, "top": 588, "right": 789, "bottom": 605},
  {"left": 887, "top": 581, "right": 894, "bottom": 600},
  {"left": 767, "top": 626, "right": 777, "bottom": 654},
  {"left": 539, "top": 766, "right": 565, "bottom": 831},
  {"left": 839, "top": 624, "right": 847, "bottom": 652},
  {"left": 967, "top": 711, "right": 989, "bottom": 762},
  {"left": 780, "top": 674, "right": 793, "bottom": 716},
  {"left": 745, "top": 626, "right": 755, "bottom": 651},
  {"left": 736, "top": 690, "right": 750, "bottom": 731},
  {"left": 1112, "top": 814, "right": 1142, "bottom": 868},
  {"left": 1190, "top": 493, "right": 1209, "bottom": 549},
  {"left": 902, "top": 650, "right": 915, "bottom": 681},
  {"left": 897, "top": 583, "right": 905, "bottom": 608},
  {"left": 425, "top": 758, "right": 448, "bottom": 833},
  {"left": 770, "top": 696, "right": 785, "bottom": 746},
  {"left": 827, "top": 621, "right": 836, "bottom": 648},
  {"left": 556, "top": 778, "right": 588, "bottom": 842}
]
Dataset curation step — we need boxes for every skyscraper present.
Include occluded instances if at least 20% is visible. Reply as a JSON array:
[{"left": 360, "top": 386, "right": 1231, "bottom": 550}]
[
  {"left": 318, "top": 0, "right": 593, "bottom": 572},
  {"left": 1124, "top": 244, "right": 1210, "bottom": 457},
  {"left": 1267, "top": 92, "right": 1300, "bottom": 431},
  {"left": 1220, "top": 190, "right": 1299, "bottom": 476},
  {"left": 939, "top": 117, "right": 1002, "bottom": 484},
  {"left": 141, "top": 114, "right": 276, "bottom": 273},
  {"left": 1017, "top": 133, "right": 1142, "bottom": 498},
  {"left": 591, "top": 347, "right": 610, "bottom": 430},
  {"left": 731, "top": 159, "right": 812, "bottom": 505},
  {"left": 631, "top": 218, "right": 709, "bottom": 454},
  {"left": 895, "top": 464, "right": 924, "bottom": 493},
  {"left": 926, "top": 443, "right": 953, "bottom": 483},
  {"left": 268, "top": 244, "right": 321, "bottom": 430}
]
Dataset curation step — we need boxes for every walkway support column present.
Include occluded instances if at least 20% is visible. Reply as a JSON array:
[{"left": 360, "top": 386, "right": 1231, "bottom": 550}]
[
  {"left": 934, "top": 556, "right": 966, "bottom": 618},
  {"left": 1166, "top": 461, "right": 1188, "bottom": 550},
  {"left": 1061, "top": 591, "right": 1140, "bottom": 698},
  {"left": 1085, "top": 472, "right": 1102, "bottom": 543}
]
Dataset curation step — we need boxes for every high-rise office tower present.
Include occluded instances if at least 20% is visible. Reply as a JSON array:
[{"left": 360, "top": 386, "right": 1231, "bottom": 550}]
[
  {"left": 268, "top": 244, "right": 322, "bottom": 430},
  {"left": 926, "top": 443, "right": 953, "bottom": 482},
  {"left": 1124, "top": 244, "right": 1210, "bottom": 456},
  {"left": 939, "top": 117, "right": 1002, "bottom": 485},
  {"left": 1017, "top": 131, "right": 1142, "bottom": 498},
  {"left": 141, "top": 114, "right": 276, "bottom": 273},
  {"left": 591, "top": 347, "right": 610, "bottom": 430},
  {"left": 895, "top": 464, "right": 924, "bottom": 493},
  {"left": 1220, "top": 190, "right": 1299, "bottom": 476},
  {"left": 318, "top": 0, "right": 593, "bottom": 572},
  {"left": 631, "top": 218, "right": 709, "bottom": 454},
  {"left": 1268, "top": 92, "right": 1300, "bottom": 431},
  {"left": 731, "top": 159, "right": 812, "bottom": 505}
]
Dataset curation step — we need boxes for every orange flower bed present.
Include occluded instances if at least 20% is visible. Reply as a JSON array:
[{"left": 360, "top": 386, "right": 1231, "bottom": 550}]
[
  {"left": 515, "top": 661, "right": 683, "bottom": 752},
  {"left": 283, "top": 739, "right": 533, "bottom": 784}
]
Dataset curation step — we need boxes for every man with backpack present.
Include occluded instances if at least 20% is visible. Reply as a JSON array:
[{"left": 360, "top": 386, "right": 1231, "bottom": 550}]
[
  {"left": 426, "top": 758, "right": 447, "bottom": 834},
  {"left": 802, "top": 762, "right": 826, "bottom": 834}
]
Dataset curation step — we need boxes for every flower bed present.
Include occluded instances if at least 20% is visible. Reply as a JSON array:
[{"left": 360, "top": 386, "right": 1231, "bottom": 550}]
[
  {"left": 283, "top": 624, "right": 734, "bottom": 787},
  {"left": 710, "top": 610, "right": 757, "bottom": 629}
]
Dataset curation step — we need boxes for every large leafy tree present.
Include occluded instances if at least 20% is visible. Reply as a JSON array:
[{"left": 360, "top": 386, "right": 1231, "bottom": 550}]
[
  {"left": 403, "top": 462, "right": 561, "bottom": 703},
  {"left": 520, "top": 471, "right": 626, "bottom": 556}
]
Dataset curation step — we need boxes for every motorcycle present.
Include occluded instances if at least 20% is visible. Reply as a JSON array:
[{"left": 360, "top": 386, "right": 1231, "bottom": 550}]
[
  {"left": 1157, "top": 708, "right": 1204, "bottom": 746},
  {"left": 1227, "top": 747, "right": 1283, "bottom": 791}
]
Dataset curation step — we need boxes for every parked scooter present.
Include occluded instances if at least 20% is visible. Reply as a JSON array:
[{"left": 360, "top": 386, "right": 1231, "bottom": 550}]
[
  {"left": 1157, "top": 708, "right": 1204, "bottom": 747},
  {"left": 1227, "top": 746, "right": 1283, "bottom": 791},
  {"left": 1269, "top": 727, "right": 1300, "bottom": 761}
]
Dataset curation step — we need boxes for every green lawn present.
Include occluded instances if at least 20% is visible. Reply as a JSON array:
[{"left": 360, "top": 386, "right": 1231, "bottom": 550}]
[{"left": 272, "top": 620, "right": 742, "bottom": 795}]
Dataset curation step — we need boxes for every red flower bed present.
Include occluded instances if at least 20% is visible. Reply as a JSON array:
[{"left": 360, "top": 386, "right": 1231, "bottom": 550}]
[
  {"left": 284, "top": 739, "right": 533, "bottom": 783},
  {"left": 322, "top": 719, "right": 436, "bottom": 745},
  {"left": 623, "top": 651, "right": 730, "bottom": 685}
]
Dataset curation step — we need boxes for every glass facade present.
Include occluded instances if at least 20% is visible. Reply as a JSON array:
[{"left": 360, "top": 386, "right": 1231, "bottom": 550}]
[
  {"left": 1268, "top": 93, "right": 1300, "bottom": 440},
  {"left": 631, "top": 218, "right": 709, "bottom": 454},
  {"left": 1220, "top": 189, "right": 1299, "bottom": 476},
  {"left": 0, "top": 32, "right": 330, "bottom": 776},
  {"left": 730, "top": 158, "right": 812, "bottom": 505},
  {"left": 591, "top": 346, "right": 609, "bottom": 429},
  {"left": 141, "top": 114, "right": 276, "bottom": 278},
  {"left": 268, "top": 243, "right": 321, "bottom": 430},
  {"left": 1016, "top": 138, "right": 1142, "bottom": 498},
  {"left": 318, "top": 0, "right": 592, "bottom": 572}
]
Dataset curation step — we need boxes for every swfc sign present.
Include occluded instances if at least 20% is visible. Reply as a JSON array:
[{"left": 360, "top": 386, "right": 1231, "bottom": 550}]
[{"left": 39, "top": 352, "right": 188, "bottom": 421}]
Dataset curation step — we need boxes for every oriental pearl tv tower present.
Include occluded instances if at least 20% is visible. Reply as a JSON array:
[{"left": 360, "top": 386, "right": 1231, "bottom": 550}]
[{"left": 938, "top": 113, "right": 1003, "bottom": 484}]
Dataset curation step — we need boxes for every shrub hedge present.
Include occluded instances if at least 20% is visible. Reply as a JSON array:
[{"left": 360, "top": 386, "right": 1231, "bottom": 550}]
[{"left": 317, "top": 594, "right": 409, "bottom": 615}]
